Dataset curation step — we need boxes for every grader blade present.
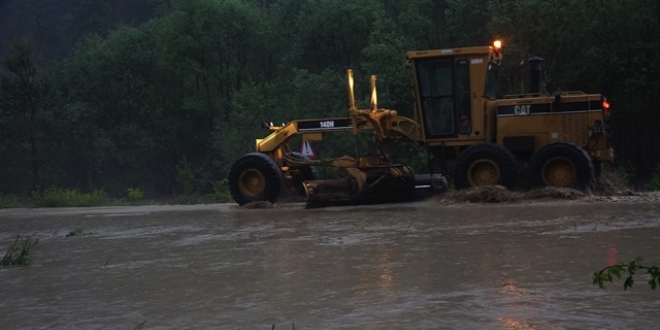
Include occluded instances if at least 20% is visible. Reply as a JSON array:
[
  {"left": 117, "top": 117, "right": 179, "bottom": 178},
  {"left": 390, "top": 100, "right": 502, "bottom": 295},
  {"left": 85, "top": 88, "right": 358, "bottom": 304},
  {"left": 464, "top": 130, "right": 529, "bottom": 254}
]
[
  {"left": 302, "top": 165, "right": 419, "bottom": 207},
  {"left": 303, "top": 179, "right": 354, "bottom": 205}
]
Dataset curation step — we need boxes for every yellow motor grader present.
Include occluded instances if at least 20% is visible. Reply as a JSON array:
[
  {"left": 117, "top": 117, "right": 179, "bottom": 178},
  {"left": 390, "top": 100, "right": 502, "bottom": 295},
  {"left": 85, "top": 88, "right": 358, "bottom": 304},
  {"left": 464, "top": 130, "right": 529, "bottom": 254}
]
[{"left": 227, "top": 41, "right": 613, "bottom": 206}]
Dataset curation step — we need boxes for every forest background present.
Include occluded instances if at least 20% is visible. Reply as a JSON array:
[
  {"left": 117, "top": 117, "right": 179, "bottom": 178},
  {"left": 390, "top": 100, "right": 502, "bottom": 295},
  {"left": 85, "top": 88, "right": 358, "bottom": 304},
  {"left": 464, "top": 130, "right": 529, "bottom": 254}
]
[{"left": 1, "top": 0, "right": 658, "bottom": 202}]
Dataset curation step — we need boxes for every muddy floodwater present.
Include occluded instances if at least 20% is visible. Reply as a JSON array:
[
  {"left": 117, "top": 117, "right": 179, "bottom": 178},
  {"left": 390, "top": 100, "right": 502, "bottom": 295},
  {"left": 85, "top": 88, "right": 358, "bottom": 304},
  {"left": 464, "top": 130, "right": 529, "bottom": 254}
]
[{"left": 1, "top": 201, "right": 659, "bottom": 329}]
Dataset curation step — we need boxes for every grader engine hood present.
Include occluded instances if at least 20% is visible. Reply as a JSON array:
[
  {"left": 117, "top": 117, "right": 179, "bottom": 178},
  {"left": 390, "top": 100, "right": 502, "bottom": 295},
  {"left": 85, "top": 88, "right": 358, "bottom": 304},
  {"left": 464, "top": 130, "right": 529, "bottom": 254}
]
[{"left": 495, "top": 93, "right": 613, "bottom": 162}]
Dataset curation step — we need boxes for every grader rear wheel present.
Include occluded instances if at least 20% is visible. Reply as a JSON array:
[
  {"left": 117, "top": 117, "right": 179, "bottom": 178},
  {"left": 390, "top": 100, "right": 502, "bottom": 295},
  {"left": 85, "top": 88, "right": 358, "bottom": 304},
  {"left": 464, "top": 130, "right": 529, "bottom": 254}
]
[
  {"left": 467, "top": 159, "right": 501, "bottom": 186},
  {"left": 541, "top": 156, "right": 576, "bottom": 187},
  {"left": 228, "top": 153, "right": 283, "bottom": 205},
  {"left": 454, "top": 143, "right": 518, "bottom": 190},
  {"left": 528, "top": 142, "right": 594, "bottom": 190}
]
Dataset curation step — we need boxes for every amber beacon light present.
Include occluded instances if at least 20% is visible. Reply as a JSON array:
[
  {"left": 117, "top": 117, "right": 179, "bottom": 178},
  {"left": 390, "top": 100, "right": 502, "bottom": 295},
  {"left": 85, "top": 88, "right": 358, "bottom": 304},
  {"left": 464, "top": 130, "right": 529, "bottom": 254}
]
[{"left": 493, "top": 40, "right": 502, "bottom": 52}]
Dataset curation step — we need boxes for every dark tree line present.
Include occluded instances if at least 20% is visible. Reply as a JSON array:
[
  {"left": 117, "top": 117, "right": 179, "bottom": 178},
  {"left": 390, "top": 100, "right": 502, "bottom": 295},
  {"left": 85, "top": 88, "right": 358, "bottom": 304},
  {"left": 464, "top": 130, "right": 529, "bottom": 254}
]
[{"left": 1, "top": 0, "right": 658, "bottom": 198}]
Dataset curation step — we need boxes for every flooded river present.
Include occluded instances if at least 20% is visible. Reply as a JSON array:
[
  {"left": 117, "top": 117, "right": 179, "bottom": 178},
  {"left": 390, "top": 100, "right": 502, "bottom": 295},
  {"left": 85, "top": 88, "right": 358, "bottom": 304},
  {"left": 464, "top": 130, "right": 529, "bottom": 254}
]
[{"left": 1, "top": 201, "right": 659, "bottom": 329}]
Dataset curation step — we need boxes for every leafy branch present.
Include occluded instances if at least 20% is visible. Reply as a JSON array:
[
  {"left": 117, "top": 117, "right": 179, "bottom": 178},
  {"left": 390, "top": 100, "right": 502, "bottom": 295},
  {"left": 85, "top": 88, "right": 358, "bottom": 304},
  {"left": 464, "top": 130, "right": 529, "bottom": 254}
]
[{"left": 593, "top": 258, "right": 660, "bottom": 290}]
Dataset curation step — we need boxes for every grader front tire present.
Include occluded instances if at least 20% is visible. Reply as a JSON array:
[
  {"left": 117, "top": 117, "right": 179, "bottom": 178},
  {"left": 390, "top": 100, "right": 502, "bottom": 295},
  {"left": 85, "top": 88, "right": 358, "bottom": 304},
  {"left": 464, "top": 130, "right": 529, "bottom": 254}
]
[{"left": 228, "top": 153, "right": 283, "bottom": 205}]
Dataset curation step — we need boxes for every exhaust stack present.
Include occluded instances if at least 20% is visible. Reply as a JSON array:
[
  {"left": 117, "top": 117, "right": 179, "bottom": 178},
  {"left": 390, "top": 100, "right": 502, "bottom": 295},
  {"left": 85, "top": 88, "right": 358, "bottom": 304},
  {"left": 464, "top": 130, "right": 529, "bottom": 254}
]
[{"left": 528, "top": 56, "right": 544, "bottom": 94}]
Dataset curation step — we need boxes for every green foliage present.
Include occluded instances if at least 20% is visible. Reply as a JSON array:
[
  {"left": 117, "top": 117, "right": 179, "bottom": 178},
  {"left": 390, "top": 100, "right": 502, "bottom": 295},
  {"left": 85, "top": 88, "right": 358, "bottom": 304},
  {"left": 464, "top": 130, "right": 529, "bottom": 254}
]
[
  {"left": 598, "top": 162, "right": 636, "bottom": 191},
  {"left": 213, "top": 180, "right": 232, "bottom": 203},
  {"left": 291, "top": 0, "right": 378, "bottom": 71},
  {"left": 1, "top": 0, "right": 659, "bottom": 199},
  {"left": 1, "top": 235, "right": 39, "bottom": 266},
  {"left": 593, "top": 258, "right": 660, "bottom": 290},
  {"left": 0, "top": 194, "right": 27, "bottom": 208},
  {"left": 33, "top": 188, "right": 117, "bottom": 207},
  {"left": 174, "top": 194, "right": 201, "bottom": 205},
  {"left": 126, "top": 188, "right": 144, "bottom": 203},
  {"left": 611, "top": 163, "right": 635, "bottom": 183},
  {"left": 173, "top": 155, "right": 204, "bottom": 204},
  {"left": 0, "top": 36, "right": 45, "bottom": 194},
  {"left": 645, "top": 166, "right": 660, "bottom": 191},
  {"left": 175, "top": 156, "right": 196, "bottom": 196}
]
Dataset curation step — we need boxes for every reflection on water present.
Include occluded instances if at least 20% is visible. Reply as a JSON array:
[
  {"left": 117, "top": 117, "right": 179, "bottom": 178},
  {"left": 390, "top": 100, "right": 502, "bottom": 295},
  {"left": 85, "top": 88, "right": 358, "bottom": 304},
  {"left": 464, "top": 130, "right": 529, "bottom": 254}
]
[
  {"left": 500, "top": 279, "right": 527, "bottom": 298},
  {"left": 377, "top": 248, "right": 394, "bottom": 291},
  {"left": 608, "top": 246, "right": 619, "bottom": 266},
  {"left": 0, "top": 202, "right": 659, "bottom": 329},
  {"left": 498, "top": 317, "right": 536, "bottom": 330}
]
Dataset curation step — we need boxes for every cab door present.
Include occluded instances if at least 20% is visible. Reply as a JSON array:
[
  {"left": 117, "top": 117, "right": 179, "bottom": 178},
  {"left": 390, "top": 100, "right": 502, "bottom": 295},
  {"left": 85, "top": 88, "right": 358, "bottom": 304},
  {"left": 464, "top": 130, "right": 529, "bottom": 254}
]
[{"left": 414, "top": 57, "right": 471, "bottom": 138}]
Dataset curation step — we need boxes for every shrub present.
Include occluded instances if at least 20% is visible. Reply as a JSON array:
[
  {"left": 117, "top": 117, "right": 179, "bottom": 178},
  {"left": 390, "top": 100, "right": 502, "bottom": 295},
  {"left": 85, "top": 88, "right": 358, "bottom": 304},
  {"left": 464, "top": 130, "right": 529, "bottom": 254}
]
[
  {"left": 0, "top": 194, "right": 25, "bottom": 209},
  {"left": 591, "top": 163, "right": 633, "bottom": 195},
  {"left": 175, "top": 194, "right": 200, "bottom": 205},
  {"left": 646, "top": 169, "right": 660, "bottom": 191},
  {"left": 34, "top": 188, "right": 115, "bottom": 207},
  {"left": 1, "top": 235, "right": 39, "bottom": 266},
  {"left": 126, "top": 187, "right": 144, "bottom": 203},
  {"left": 611, "top": 162, "right": 635, "bottom": 184},
  {"left": 213, "top": 179, "right": 232, "bottom": 202},
  {"left": 176, "top": 156, "right": 196, "bottom": 196}
]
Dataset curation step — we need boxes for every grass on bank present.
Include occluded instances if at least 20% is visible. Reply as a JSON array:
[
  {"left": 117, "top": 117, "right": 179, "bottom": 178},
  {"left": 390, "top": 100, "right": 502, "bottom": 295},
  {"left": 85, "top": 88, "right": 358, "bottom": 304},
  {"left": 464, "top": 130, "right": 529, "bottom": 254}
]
[
  {"left": 33, "top": 188, "right": 120, "bottom": 207},
  {"left": 0, "top": 164, "right": 658, "bottom": 209},
  {"left": 0, "top": 182, "right": 234, "bottom": 208},
  {"left": 646, "top": 167, "right": 660, "bottom": 191},
  {"left": 0, "top": 187, "right": 147, "bottom": 208},
  {"left": 0, "top": 194, "right": 25, "bottom": 208},
  {"left": 1, "top": 235, "right": 39, "bottom": 266}
]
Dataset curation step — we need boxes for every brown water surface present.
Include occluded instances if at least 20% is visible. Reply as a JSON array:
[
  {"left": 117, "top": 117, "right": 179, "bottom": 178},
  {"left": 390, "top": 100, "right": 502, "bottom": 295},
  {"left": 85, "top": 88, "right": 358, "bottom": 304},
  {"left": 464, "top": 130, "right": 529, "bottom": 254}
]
[{"left": 1, "top": 202, "right": 659, "bottom": 329}]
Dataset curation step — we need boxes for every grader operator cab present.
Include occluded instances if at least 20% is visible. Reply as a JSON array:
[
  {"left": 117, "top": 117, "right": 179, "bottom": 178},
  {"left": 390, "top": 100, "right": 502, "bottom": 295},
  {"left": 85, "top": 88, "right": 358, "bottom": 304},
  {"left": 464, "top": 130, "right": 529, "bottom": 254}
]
[{"left": 227, "top": 41, "right": 613, "bottom": 206}]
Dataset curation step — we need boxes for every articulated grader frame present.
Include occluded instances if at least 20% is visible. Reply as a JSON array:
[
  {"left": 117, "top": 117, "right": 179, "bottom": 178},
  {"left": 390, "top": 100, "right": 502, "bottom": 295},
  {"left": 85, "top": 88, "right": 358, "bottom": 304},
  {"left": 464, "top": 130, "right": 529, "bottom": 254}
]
[
  {"left": 228, "top": 71, "right": 431, "bottom": 206},
  {"left": 227, "top": 41, "right": 613, "bottom": 207}
]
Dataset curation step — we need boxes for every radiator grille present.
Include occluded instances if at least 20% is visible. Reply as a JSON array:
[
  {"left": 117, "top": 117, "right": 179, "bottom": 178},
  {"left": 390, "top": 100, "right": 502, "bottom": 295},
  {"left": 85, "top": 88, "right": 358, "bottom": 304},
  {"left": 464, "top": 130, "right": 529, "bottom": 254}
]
[{"left": 562, "top": 113, "right": 587, "bottom": 147}]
